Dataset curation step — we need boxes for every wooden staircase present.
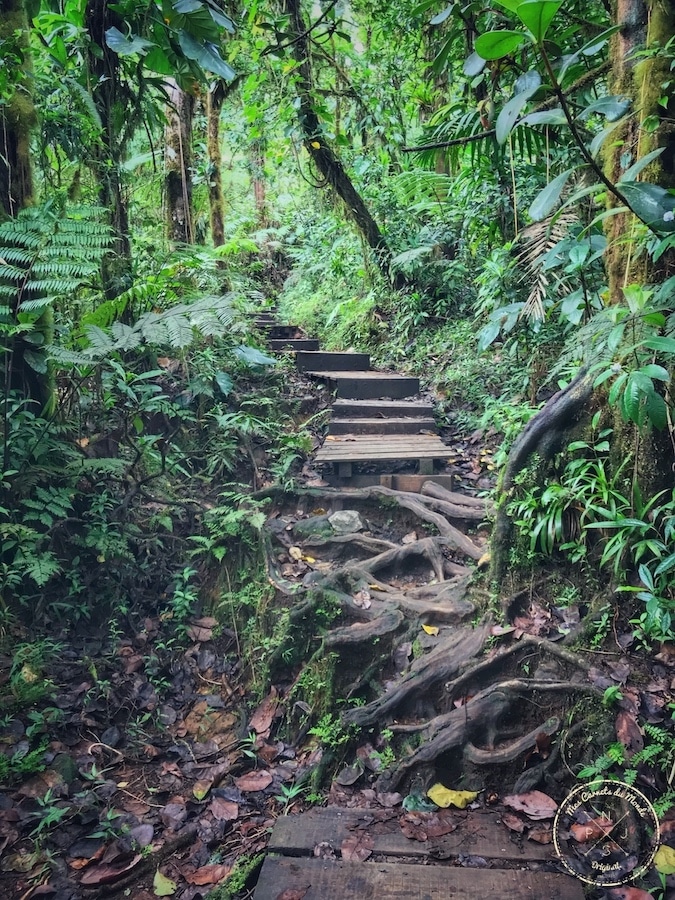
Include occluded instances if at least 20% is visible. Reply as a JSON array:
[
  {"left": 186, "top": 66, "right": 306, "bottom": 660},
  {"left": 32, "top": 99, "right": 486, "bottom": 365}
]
[{"left": 257, "top": 312, "right": 451, "bottom": 482}]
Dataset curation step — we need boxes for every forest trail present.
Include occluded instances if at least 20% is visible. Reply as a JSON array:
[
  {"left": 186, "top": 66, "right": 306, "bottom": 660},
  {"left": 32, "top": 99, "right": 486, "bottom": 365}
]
[{"left": 247, "top": 312, "right": 589, "bottom": 899}]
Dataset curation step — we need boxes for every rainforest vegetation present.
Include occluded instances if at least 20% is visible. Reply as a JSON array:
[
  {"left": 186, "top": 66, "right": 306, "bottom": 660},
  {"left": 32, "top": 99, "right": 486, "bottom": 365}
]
[{"left": 1, "top": 0, "right": 675, "bottom": 897}]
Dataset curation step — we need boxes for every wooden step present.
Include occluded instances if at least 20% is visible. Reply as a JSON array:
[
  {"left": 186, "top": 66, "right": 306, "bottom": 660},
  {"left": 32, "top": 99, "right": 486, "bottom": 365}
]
[
  {"left": 328, "top": 417, "right": 436, "bottom": 435},
  {"left": 268, "top": 339, "right": 320, "bottom": 351},
  {"left": 316, "top": 434, "right": 448, "bottom": 463},
  {"left": 306, "top": 371, "right": 420, "bottom": 400},
  {"left": 332, "top": 399, "right": 434, "bottom": 417},
  {"left": 254, "top": 857, "right": 584, "bottom": 900},
  {"left": 296, "top": 351, "right": 370, "bottom": 372},
  {"left": 266, "top": 325, "right": 302, "bottom": 339},
  {"left": 254, "top": 807, "right": 584, "bottom": 900}
]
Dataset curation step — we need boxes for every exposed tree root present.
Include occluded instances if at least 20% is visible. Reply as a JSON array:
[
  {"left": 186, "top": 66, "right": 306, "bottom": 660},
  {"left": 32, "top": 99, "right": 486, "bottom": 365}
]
[
  {"left": 464, "top": 716, "right": 560, "bottom": 765},
  {"left": 343, "top": 622, "right": 491, "bottom": 728}
]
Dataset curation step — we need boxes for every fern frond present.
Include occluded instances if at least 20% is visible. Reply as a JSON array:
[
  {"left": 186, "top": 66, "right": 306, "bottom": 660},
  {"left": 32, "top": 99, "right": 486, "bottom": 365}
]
[{"left": 516, "top": 211, "right": 577, "bottom": 322}]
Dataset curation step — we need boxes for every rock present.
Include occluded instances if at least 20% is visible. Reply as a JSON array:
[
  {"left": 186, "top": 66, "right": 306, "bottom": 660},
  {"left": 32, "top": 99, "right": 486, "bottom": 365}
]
[
  {"left": 328, "top": 510, "right": 364, "bottom": 535},
  {"left": 292, "top": 515, "right": 333, "bottom": 540}
]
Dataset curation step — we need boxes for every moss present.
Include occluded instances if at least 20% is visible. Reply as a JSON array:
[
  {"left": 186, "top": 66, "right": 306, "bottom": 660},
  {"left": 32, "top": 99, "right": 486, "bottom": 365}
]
[{"left": 206, "top": 853, "right": 264, "bottom": 900}]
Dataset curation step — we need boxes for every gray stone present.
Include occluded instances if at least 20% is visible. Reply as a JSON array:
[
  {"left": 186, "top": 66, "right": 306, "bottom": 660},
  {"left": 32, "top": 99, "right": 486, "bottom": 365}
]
[{"left": 328, "top": 510, "right": 364, "bottom": 535}]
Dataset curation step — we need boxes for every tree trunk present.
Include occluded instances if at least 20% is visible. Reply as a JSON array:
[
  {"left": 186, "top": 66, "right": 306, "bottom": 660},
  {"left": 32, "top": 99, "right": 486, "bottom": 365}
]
[
  {"left": 85, "top": 0, "right": 133, "bottom": 299},
  {"left": 165, "top": 79, "right": 195, "bottom": 246},
  {"left": 251, "top": 138, "right": 268, "bottom": 227},
  {"left": 0, "top": 0, "right": 35, "bottom": 219},
  {"left": 281, "top": 0, "right": 394, "bottom": 279},
  {"left": 604, "top": 0, "right": 675, "bottom": 299},
  {"left": 207, "top": 84, "right": 226, "bottom": 248}
]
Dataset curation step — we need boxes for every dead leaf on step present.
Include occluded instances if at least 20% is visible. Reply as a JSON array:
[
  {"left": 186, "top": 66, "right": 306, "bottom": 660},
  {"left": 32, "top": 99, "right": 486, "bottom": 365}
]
[
  {"left": 341, "top": 831, "right": 374, "bottom": 861},
  {"left": 607, "top": 889, "right": 656, "bottom": 900},
  {"left": 527, "top": 825, "right": 553, "bottom": 844},
  {"left": 276, "top": 888, "right": 310, "bottom": 900},
  {"left": 570, "top": 816, "right": 613, "bottom": 843},
  {"left": 426, "top": 785, "right": 476, "bottom": 809},
  {"left": 422, "top": 624, "right": 439, "bottom": 636},
  {"left": 501, "top": 813, "right": 527, "bottom": 833},
  {"left": 503, "top": 790, "right": 557, "bottom": 820},
  {"left": 401, "top": 531, "right": 417, "bottom": 544}
]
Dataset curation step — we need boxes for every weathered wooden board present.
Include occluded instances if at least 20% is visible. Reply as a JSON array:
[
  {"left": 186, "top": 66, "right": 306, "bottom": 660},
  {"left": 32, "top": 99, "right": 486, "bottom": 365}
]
[
  {"left": 306, "top": 371, "right": 420, "bottom": 400},
  {"left": 332, "top": 399, "right": 435, "bottom": 417},
  {"left": 254, "top": 857, "right": 585, "bottom": 900},
  {"left": 268, "top": 807, "right": 553, "bottom": 863},
  {"left": 328, "top": 417, "right": 437, "bottom": 435},
  {"left": 316, "top": 434, "right": 449, "bottom": 463},
  {"left": 296, "top": 351, "right": 370, "bottom": 371},
  {"left": 268, "top": 339, "right": 320, "bottom": 351}
]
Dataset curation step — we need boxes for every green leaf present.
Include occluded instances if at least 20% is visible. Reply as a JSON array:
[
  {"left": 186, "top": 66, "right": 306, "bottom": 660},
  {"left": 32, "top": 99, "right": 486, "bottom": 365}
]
[
  {"left": 608, "top": 371, "right": 628, "bottom": 405},
  {"left": 104, "top": 26, "right": 155, "bottom": 56},
  {"left": 637, "top": 364, "right": 670, "bottom": 382},
  {"left": 645, "top": 391, "right": 667, "bottom": 429},
  {"left": 496, "top": 84, "right": 538, "bottom": 144},
  {"left": 474, "top": 30, "right": 526, "bottom": 60},
  {"left": 655, "top": 554, "right": 675, "bottom": 577},
  {"left": 618, "top": 147, "right": 665, "bottom": 182},
  {"left": 234, "top": 345, "right": 277, "bottom": 367},
  {"left": 215, "top": 371, "right": 234, "bottom": 396},
  {"left": 177, "top": 32, "right": 236, "bottom": 80},
  {"left": 516, "top": 0, "right": 562, "bottom": 42},
  {"left": 463, "top": 51, "right": 486, "bottom": 76},
  {"left": 577, "top": 95, "right": 631, "bottom": 122},
  {"left": 528, "top": 168, "right": 575, "bottom": 220},
  {"left": 491, "top": 0, "right": 524, "bottom": 11},
  {"left": 430, "top": 4, "right": 454, "bottom": 25},
  {"left": 519, "top": 109, "right": 566, "bottom": 126},
  {"left": 644, "top": 336, "right": 675, "bottom": 354},
  {"left": 619, "top": 181, "right": 675, "bottom": 232},
  {"left": 153, "top": 869, "right": 177, "bottom": 896},
  {"left": 174, "top": 0, "right": 202, "bottom": 11}
]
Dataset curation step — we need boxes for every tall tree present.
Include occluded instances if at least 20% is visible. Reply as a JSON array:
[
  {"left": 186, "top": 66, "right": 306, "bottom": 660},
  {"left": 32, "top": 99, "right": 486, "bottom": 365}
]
[
  {"left": 207, "top": 82, "right": 227, "bottom": 247},
  {"left": 0, "top": 0, "right": 35, "bottom": 218},
  {"left": 165, "top": 79, "right": 196, "bottom": 246}
]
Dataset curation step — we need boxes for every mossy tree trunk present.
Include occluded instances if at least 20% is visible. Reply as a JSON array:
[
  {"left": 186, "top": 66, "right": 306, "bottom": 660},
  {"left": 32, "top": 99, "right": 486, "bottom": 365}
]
[
  {"left": 280, "top": 0, "right": 395, "bottom": 281},
  {"left": 0, "top": 0, "right": 35, "bottom": 219},
  {"left": 85, "top": 0, "right": 133, "bottom": 299},
  {"left": 165, "top": 79, "right": 195, "bottom": 246},
  {"left": 0, "top": 0, "right": 55, "bottom": 412},
  {"left": 251, "top": 138, "right": 268, "bottom": 227},
  {"left": 207, "top": 84, "right": 226, "bottom": 248},
  {"left": 604, "top": 0, "right": 675, "bottom": 298}
]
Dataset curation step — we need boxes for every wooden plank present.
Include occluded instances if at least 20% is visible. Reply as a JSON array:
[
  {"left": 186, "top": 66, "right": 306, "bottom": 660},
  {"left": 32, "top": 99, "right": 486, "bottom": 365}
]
[
  {"left": 317, "top": 449, "right": 449, "bottom": 463},
  {"left": 296, "top": 351, "right": 370, "bottom": 372},
  {"left": 254, "top": 857, "right": 585, "bottom": 900},
  {"left": 306, "top": 372, "right": 420, "bottom": 400},
  {"left": 328, "top": 417, "right": 436, "bottom": 435},
  {"left": 268, "top": 808, "right": 553, "bottom": 864},
  {"left": 389, "top": 474, "right": 455, "bottom": 492},
  {"left": 332, "top": 399, "right": 434, "bottom": 417},
  {"left": 268, "top": 339, "right": 320, "bottom": 351}
]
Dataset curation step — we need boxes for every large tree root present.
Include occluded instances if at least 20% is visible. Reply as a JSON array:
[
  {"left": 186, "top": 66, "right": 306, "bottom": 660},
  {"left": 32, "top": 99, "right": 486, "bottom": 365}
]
[
  {"left": 343, "top": 621, "right": 491, "bottom": 728},
  {"left": 490, "top": 366, "right": 594, "bottom": 588}
]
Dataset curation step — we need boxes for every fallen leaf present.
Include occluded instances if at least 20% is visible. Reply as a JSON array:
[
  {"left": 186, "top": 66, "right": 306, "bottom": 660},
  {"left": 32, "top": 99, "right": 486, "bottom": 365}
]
[
  {"left": 289, "top": 546, "right": 303, "bottom": 561},
  {"left": 335, "top": 761, "right": 364, "bottom": 786},
  {"left": 185, "top": 864, "right": 231, "bottom": 885},
  {"left": 193, "top": 779, "right": 212, "bottom": 800},
  {"left": 503, "top": 791, "right": 557, "bottom": 820},
  {"left": 401, "top": 531, "right": 417, "bottom": 544},
  {"left": 186, "top": 624, "right": 213, "bottom": 642},
  {"left": 654, "top": 844, "right": 675, "bottom": 875},
  {"left": 313, "top": 842, "right": 336, "bottom": 859},
  {"left": 276, "top": 888, "right": 310, "bottom": 900},
  {"left": 426, "top": 784, "right": 477, "bottom": 809},
  {"left": 249, "top": 688, "right": 279, "bottom": 735},
  {"left": 608, "top": 889, "right": 657, "bottom": 900},
  {"left": 160, "top": 801, "right": 187, "bottom": 830},
  {"left": 341, "top": 831, "right": 374, "bottom": 861},
  {"left": 570, "top": 816, "right": 613, "bottom": 843},
  {"left": 210, "top": 797, "right": 239, "bottom": 821},
  {"left": 527, "top": 825, "right": 552, "bottom": 844},
  {"left": 615, "top": 710, "right": 643, "bottom": 756},
  {"left": 353, "top": 590, "right": 371, "bottom": 609},
  {"left": 422, "top": 624, "right": 439, "bottom": 636},
  {"left": 79, "top": 855, "right": 142, "bottom": 886},
  {"left": 501, "top": 813, "right": 527, "bottom": 833},
  {"left": 153, "top": 868, "right": 177, "bottom": 896},
  {"left": 235, "top": 770, "right": 273, "bottom": 792}
]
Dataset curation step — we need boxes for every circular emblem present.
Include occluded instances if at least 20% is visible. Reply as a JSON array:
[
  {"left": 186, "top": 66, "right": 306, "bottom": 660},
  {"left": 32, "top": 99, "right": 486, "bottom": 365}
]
[{"left": 553, "top": 780, "right": 660, "bottom": 886}]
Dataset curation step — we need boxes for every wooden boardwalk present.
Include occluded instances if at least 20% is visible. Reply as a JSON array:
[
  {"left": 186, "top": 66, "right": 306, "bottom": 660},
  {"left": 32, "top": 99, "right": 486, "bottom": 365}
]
[{"left": 254, "top": 807, "right": 585, "bottom": 900}]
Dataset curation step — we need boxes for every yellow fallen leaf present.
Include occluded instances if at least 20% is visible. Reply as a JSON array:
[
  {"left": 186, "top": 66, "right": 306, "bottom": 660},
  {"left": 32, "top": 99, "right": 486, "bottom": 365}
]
[
  {"left": 477, "top": 552, "right": 491, "bottom": 568},
  {"left": 303, "top": 556, "right": 316, "bottom": 564},
  {"left": 655, "top": 844, "right": 675, "bottom": 874},
  {"left": 427, "top": 784, "right": 478, "bottom": 809},
  {"left": 153, "top": 868, "right": 177, "bottom": 896},
  {"left": 422, "top": 624, "right": 439, "bottom": 636},
  {"left": 369, "top": 584, "right": 382, "bottom": 590},
  {"left": 289, "top": 546, "right": 303, "bottom": 561},
  {"left": 310, "top": 141, "right": 321, "bottom": 149}
]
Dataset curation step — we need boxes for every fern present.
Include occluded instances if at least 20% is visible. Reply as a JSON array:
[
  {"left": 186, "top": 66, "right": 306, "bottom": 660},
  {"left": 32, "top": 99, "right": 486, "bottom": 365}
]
[{"left": 515, "top": 211, "right": 577, "bottom": 321}]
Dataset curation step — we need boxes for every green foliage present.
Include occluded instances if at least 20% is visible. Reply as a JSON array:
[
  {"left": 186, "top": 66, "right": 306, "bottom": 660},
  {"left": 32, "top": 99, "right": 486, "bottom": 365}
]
[{"left": 205, "top": 854, "right": 263, "bottom": 900}]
